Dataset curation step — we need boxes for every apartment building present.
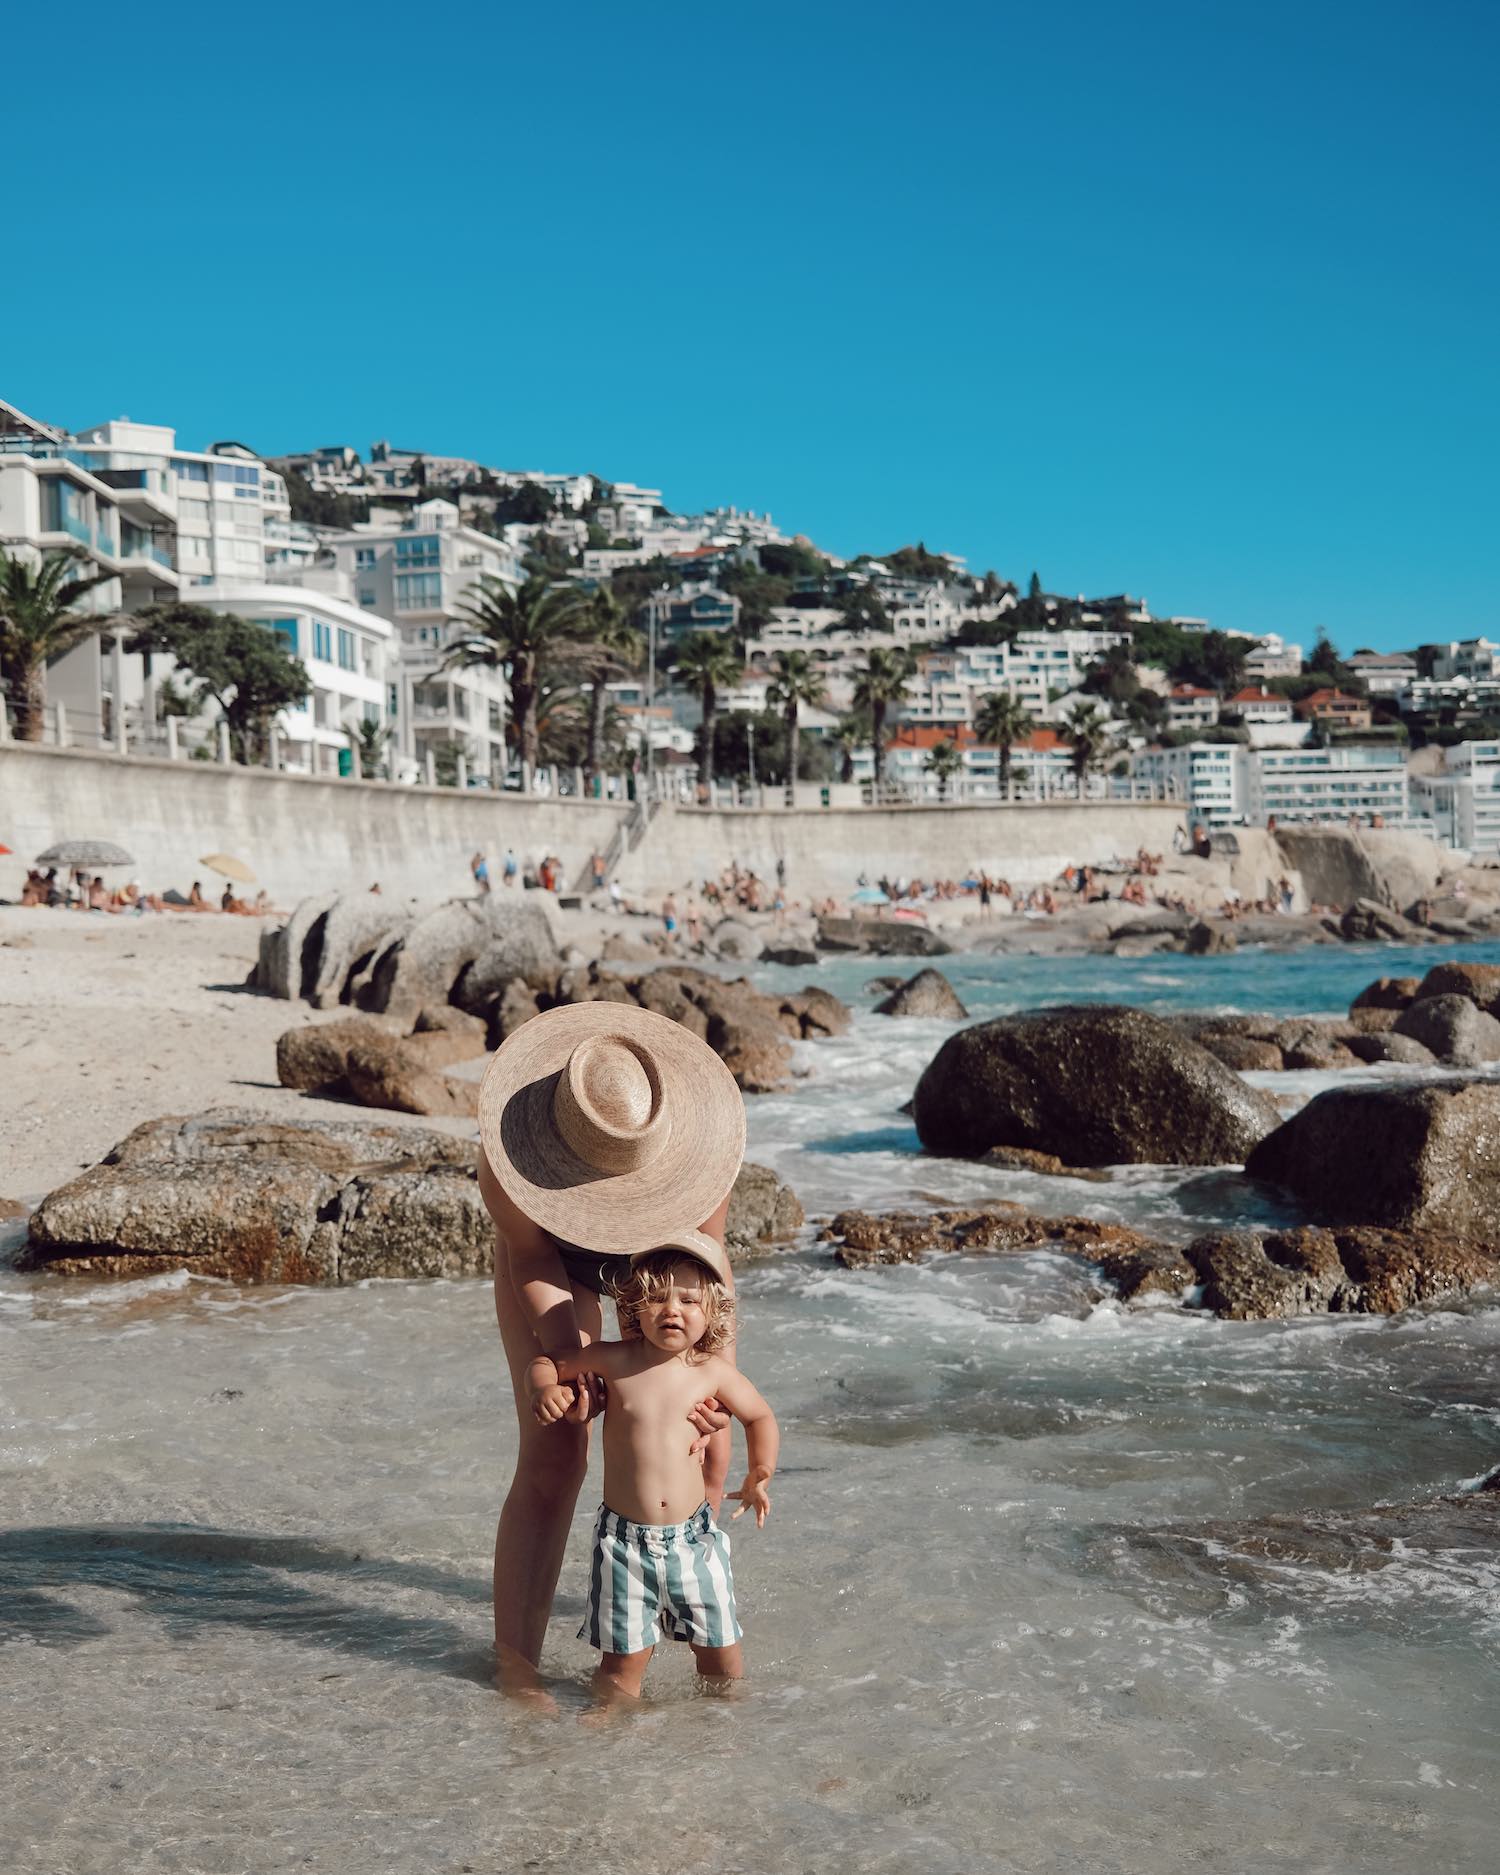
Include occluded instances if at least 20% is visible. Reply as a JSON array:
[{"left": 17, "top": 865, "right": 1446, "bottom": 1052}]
[
  {"left": 900, "top": 630, "right": 1130, "bottom": 728},
  {"left": 646, "top": 584, "right": 740, "bottom": 640},
  {"left": 1409, "top": 741, "right": 1500, "bottom": 854},
  {"left": 1246, "top": 745, "right": 1410, "bottom": 825},
  {"left": 595, "top": 483, "right": 663, "bottom": 536},
  {"left": 1130, "top": 743, "right": 1243, "bottom": 826},
  {"left": 1165, "top": 685, "right": 1220, "bottom": 729},
  {"left": 194, "top": 579, "right": 397, "bottom": 775},
  {"left": 1432, "top": 639, "right": 1500, "bottom": 684},
  {"left": 1296, "top": 688, "right": 1373, "bottom": 730},
  {"left": 69, "top": 419, "right": 292, "bottom": 591},
  {"left": 329, "top": 498, "right": 520, "bottom": 779},
  {"left": 1345, "top": 651, "right": 1418, "bottom": 697},
  {"left": 1243, "top": 634, "right": 1304, "bottom": 680},
  {"left": 872, "top": 724, "right": 1076, "bottom": 799}
]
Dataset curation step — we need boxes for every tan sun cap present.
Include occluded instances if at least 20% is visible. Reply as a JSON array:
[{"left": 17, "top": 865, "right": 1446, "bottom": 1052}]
[
  {"left": 477, "top": 1001, "right": 747, "bottom": 1256},
  {"left": 630, "top": 1228, "right": 733, "bottom": 1290}
]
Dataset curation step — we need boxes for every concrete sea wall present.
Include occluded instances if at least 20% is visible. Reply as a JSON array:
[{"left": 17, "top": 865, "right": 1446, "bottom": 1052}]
[{"left": 1, "top": 743, "right": 1185, "bottom": 903}]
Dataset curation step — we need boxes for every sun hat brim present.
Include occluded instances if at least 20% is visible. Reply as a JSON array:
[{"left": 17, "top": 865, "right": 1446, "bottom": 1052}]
[
  {"left": 630, "top": 1228, "right": 733, "bottom": 1289},
  {"left": 478, "top": 1002, "right": 747, "bottom": 1255}
]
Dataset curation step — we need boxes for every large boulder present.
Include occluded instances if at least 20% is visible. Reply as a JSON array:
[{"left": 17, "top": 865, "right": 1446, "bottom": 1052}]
[
  {"left": 308, "top": 896, "right": 417, "bottom": 1008},
  {"left": 343, "top": 1036, "right": 480, "bottom": 1118},
  {"left": 1412, "top": 961, "right": 1500, "bottom": 1015},
  {"left": 912, "top": 1005, "right": 1280, "bottom": 1166},
  {"left": 1345, "top": 1031, "right": 1438, "bottom": 1066},
  {"left": 710, "top": 919, "right": 764, "bottom": 963},
  {"left": 874, "top": 969, "right": 968, "bottom": 1020},
  {"left": 1182, "top": 1225, "right": 1499, "bottom": 1320},
  {"left": 21, "top": 1111, "right": 487, "bottom": 1284},
  {"left": 1340, "top": 898, "right": 1431, "bottom": 943},
  {"left": 1392, "top": 994, "right": 1500, "bottom": 1066},
  {"left": 817, "top": 916, "right": 953, "bottom": 957},
  {"left": 1245, "top": 1081, "right": 1500, "bottom": 1236},
  {"left": 252, "top": 891, "right": 338, "bottom": 999},
  {"left": 1196, "top": 1033, "right": 1285, "bottom": 1072},
  {"left": 1183, "top": 920, "right": 1236, "bottom": 955},
  {"left": 1351, "top": 975, "right": 1421, "bottom": 1012},
  {"left": 761, "top": 942, "right": 819, "bottom": 968},
  {"left": 781, "top": 986, "right": 852, "bottom": 1037},
  {"left": 725, "top": 1162, "right": 805, "bottom": 1256},
  {"left": 368, "top": 898, "right": 559, "bottom": 1017}
]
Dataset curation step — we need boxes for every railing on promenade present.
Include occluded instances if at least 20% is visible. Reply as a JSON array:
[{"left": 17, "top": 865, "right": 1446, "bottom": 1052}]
[{"left": 647, "top": 771, "right": 1183, "bottom": 811}]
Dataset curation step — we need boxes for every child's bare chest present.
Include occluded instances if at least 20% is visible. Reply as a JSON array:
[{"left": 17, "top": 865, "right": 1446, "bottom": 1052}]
[{"left": 607, "top": 1363, "right": 707, "bottom": 1428}]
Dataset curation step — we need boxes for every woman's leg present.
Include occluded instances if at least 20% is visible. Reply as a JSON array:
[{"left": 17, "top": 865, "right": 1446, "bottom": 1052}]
[{"left": 492, "top": 1265, "right": 603, "bottom": 1690}]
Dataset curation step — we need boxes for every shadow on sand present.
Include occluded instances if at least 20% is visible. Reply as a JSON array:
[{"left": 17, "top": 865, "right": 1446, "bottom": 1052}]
[{"left": 0, "top": 1523, "right": 583, "bottom": 1685}]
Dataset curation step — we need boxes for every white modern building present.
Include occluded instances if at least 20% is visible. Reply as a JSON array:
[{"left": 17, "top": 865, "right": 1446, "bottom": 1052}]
[
  {"left": 329, "top": 498, "right": 520, "bottom": 780},
  {"left": 1246, "top": 745, "right": 1411, "bottom": 826},
  {"left": 193, "top": 580, "right": 398, "bottom": 775},
  {"left": 1130, "top": 742, "right": 1243, "bottom": 826},
  {"left": 1346, "top": 651, "right": 1418, "bottom": 696},
  {"left": 1432, "top": 639, "right": 1500, "bottom": 684},
  {"left": 1243, "top": 634, "right": 1305, "bottom": 680},
  {"left": 1410, "top": 741, "right": 1500, "bottom": 854}
]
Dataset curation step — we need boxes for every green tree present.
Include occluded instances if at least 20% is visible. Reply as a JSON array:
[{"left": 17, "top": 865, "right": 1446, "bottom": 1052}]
[
  {"left": 831, "top": 710, "right": 869, "bottom": 783},
  {"left": 493, "top": 482, "right": 555, "bottom": 526},
  {"left": 578, "top": 586, "right": 644, "bottom": 791},
  {"left": 671, "top": 630, "right": 741, "bottom": 796},
  {"left": 973, "top": 691, "right": 1034, "bottom": 794},
  {"left": 347, "top": 716, "right": 391, "bottom": 779},
  {"left": 0, "top": 547, "right": 118, "bottom": 741},
  {"left": 767, "top": 649, "right": 828, "bottom": 796},
  {"left": 280, "top": 467, "right": 370, "bottom": 529},
  {"left": 882, "top": 542, "right": 952, "bottom": 582},
  {"left": 712, "top": 708, "right": 787, "bottom": 785},
  {"left": 1063, "top": 699, "right": 1111, "bottom": 784},
  {"left": 851, "top": 644, "right": 917, "bottom": 790},
  {"left": 925, "top": 738, "right": 963, "bottom": 801},
  {"left": 128, "top": 602, "right": 311, "bottom": 763},
  {"left": 832, "top": 588, "right": 892, "bottom": 632},
  {"left": 445, "top": 573, "right": 587, "bottom": 770}
]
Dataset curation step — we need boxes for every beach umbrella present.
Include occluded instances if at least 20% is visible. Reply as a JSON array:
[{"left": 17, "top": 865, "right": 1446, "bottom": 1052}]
[
  {"left": 199, "top": 852, "right": 256, "bottom": 884},
  {"left": 850, "top": 885, "right": 890, "bottom": 905},
  {"left": 0, "top": 843, "right": 11, "bottom": 855},
  {"left": 34, "top": 839, "right": 135, "bottom": 868}
]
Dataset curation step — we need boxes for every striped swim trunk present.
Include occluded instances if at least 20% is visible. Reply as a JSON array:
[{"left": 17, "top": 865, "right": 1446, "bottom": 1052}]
[{"left": 579, "top": 1501, "right": 742, "bottom": 1654}]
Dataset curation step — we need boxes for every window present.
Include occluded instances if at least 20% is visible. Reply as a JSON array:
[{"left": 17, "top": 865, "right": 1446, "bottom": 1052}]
[
  {"left": 179, "top": 534, "right": 211, "bottom": 560},
  {"left": 355, "top": 547, "right": 376, "bottom": 569},
  {"left": 388, "top": 685, "right": 399, "bottom": 717},
  {"left": 214, "top": 463, "right": 260, "bottom": 488},
  {"left": 395, "top": 535, "right": 439, "bottom": 568},
  {"left": 359, "top": 588, "right": 376, "bottom": 608},
  {"left": 176, "top": 460, "right": 210, "bottom": 484},
  {"left": 337, "top": 627, "right": 356, "bottom": 671},
  {"left": 313, "top": 620, "right": 333, "bottom": 661},
  {"left": 179, "top": 498, "right": 211, "bottom": 526},
  {"left": 395, "top": 571, "right": 442, "bottom": 610},
  {"left": 267, "top": 618, "right": 299, "bottom": 653}
]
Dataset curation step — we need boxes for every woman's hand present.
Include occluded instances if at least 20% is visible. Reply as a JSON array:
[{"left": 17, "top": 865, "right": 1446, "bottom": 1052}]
[
  {"left": 686, "top": 1395, "right": 731, "bottom": 1458},
  {"left": 565, "top": 1372, "right": 606, "bottom": 1423}
]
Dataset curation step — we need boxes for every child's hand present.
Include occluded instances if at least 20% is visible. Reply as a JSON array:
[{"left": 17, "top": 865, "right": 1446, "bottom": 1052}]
[
  {"left": 726, "top": 1470, "right": 772, "bottom": 1527},
  {"left": 531, "top": 1382, "right": 576, "bottom": 1426}
]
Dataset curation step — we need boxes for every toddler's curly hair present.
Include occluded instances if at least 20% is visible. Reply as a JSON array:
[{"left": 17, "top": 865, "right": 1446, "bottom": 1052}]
[{"left": 608, "top": 1250, "right": 735, "bottom": 1360}]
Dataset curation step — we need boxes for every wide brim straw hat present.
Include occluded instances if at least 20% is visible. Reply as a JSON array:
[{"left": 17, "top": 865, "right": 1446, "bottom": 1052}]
[
  {"left": 478, "top": 1002, "right": 747, "bottom": 1255},
  {"left": 631, "top": 1228, "right": 733, "bottom": 1290}
]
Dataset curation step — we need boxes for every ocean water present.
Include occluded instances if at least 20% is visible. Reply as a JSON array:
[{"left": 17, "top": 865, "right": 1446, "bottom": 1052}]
[{"left": 3, "top": 940, "right": 1499, "bottom": 1873}]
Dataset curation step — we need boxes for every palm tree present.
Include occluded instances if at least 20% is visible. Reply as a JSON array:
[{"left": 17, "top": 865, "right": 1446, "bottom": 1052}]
[
  {"left": 831, "top": 710, "right": 869, "bottom": 783},
  {"left": 925, "top": 738, "right": 964, "bottom": 802},
  {"left": 346, "top": 716, "right": 391, "bottom": 779},
  {"left": 974, "top": 691, "right": 1034, "bottom": 796},
  {"left": 766, "top": 650, "right": 828, "bottom": 797},
  {"left": 851, "top": 645, "right": 917, "bottom": 793},
  {"left": 444, "top": 573, "right": 586, "bottom": 770},
  {"left": 1063, "top": 699, "right": 1111, "bottom": 787},
  {"left": 0, "top": 547, "right": 117, "bottom": 741},
  {"left": 671, "top": 631, "right": 741, "bottom": 797},
  {"left": 577, "top": 587, "right": 643, "bottom": 792}
]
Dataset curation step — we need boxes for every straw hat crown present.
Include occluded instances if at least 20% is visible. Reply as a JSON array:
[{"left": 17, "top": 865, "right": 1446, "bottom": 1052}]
[{"left": 479, "top": 1002, "right": 746, "bottom": 1255}]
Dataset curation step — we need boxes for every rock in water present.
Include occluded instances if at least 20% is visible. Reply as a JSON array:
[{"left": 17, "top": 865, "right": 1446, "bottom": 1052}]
[
  {"left": 1350, "top": 975, "right": 1421, "bottom": 1012},
  {"left": 1412, "top": 961, "right": 1500, "bottom": 1014},
  {"left": 761, "top": 942, "right": 819, "bottom": 968},
  {"left": 1340, "top": 898, "right": 1430, "bottom": 943},
  {"left": 1183, "top": 919, "right": 1236, "bottom": 955},
  {"left": 1245, "top": 1081, "right": 1500, "bottom": 1236},
  {"left": 874, "top": 969, "right": 969, "bottom": 1020},
  {"left": 21, "top": 1111, "right": 489, "bottom": 1285},
  {"left": 816, "top": 916, "right": 953, "bottom": 956},
  {"left": 725, "top": 1162, "right": 805, "bottom": 1255},
  {"left": 912, "top": 1003, "right": 1280, "bottom": 1165},
  {"left": 1392, "top": 994, "right": 1500, "bottom": 1065},
  {"left": 1182, "top": 1224, "right": 1498, "bottom": 1319}
]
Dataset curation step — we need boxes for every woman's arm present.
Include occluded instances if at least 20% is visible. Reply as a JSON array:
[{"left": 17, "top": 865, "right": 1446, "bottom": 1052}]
[
  {"left": 479, "top": 1150, "right": 581, "bottom": 1356},
  {"left": 526, "top": 1342, "right": 625, "bottom": 1425}
]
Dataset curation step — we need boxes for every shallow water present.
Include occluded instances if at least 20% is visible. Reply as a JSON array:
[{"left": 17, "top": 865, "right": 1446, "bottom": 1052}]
[{"left": 3, "top": 940, "right": 1499, "bottom": 1872}]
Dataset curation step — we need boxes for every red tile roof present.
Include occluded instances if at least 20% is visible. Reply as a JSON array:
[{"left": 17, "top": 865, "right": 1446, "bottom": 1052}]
[
  {"left": 1169, "top": 684, "right": 1218, "bottom": 699},
  {"left": 1229, "top": 687, "right": 1288, "bottom": 704}
]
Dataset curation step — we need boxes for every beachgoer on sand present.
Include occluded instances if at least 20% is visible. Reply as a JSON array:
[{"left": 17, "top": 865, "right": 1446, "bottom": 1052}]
[
  {"left": 503, "top": 849, "right": 518, "bottom": 888},
  {"left": 472, "top": 852, "right": 491, "bottom": 895},
  {"left": 476, "top": 1004, "right": 756, "bottom": 1709}
]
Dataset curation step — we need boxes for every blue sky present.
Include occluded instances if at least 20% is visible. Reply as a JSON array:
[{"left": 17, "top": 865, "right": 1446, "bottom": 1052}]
[{"left": 4, "top": 0, "right": 1495, "bottom": 650}]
